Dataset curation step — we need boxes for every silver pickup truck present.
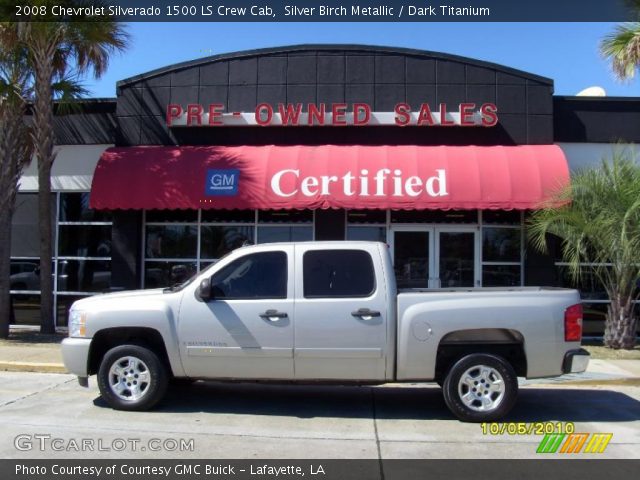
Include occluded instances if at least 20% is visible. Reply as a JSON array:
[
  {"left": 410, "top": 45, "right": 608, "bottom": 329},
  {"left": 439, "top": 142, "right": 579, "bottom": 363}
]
[{"left": 62, "top": 241, "right": 589, "bottom": 422}]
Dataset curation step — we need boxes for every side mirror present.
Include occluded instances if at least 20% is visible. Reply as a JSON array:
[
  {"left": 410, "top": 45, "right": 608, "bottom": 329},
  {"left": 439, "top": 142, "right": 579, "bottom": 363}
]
[{"left": 198, "top": 278, "right": 213, "bottom": 301}]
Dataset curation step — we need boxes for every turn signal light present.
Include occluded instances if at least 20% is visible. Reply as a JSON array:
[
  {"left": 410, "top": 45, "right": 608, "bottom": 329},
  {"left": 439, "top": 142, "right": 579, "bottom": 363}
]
[{"left": 564, "top": 303, "right": 583, "bottom": 342}]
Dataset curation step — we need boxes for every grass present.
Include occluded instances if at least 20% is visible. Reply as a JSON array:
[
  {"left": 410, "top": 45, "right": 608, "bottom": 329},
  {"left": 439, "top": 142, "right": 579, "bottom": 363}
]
[{"left": 582, "top": 343, "right": 640, "bottom": 360}]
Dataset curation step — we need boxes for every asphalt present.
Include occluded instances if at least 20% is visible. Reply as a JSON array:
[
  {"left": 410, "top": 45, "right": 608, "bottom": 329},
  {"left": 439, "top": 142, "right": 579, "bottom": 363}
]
[
  {"left": 2, "top": 372, "right": 640, "bottom": 459},
  {"left": 1, "top": 326, "right": 639, "bottom": 385}
]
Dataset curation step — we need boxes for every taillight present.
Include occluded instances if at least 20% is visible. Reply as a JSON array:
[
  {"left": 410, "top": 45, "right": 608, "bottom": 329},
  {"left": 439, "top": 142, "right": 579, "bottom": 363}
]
[{"left": 564, "top": 303, "right": 583, "bottom": 342}]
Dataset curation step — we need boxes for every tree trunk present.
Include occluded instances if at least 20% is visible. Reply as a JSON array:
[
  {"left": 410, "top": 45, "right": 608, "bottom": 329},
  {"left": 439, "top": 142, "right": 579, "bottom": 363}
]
[
  {"left": 0, "top": 207, "right": 12, "bottom": 339},
  {"left": 32, "top": 50, "right": 56, "bottom": 334},
  {"left": 0, "top": 102, "right": 26, "bottom": 338},
  {"left": 0, "top": 114, "right": 16, "bottom": 339},
  {"left": 603, "top": 294, "right": 638, "bottom": 349}
]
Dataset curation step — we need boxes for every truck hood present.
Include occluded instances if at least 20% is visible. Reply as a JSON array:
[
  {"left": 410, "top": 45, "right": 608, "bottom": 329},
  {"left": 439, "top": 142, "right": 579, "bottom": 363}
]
[{"left": 71, "top": 289, "right": 166, "bottom": 310}]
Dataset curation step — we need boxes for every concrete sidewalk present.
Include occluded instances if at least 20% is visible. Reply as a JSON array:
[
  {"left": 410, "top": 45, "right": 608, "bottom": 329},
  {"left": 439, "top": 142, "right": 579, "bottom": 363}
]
[
  {"left": 1, "top": 327, "right": 639, "bottom": 384},
  {"left": 0, "top": 343, "right": 66, "bottom": 373},
  {"left": 0, "top": 326, "right": 66, "bottom": 373}
]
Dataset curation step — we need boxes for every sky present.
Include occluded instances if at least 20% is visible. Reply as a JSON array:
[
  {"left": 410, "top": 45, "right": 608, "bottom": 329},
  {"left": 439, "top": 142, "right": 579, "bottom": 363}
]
[{"left": 85, "top": 22, "right": 639, "bottom": 98}]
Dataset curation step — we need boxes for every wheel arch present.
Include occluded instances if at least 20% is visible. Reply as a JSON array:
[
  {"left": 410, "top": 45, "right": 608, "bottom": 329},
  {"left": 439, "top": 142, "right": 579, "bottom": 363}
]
[
  {"left": 88, "top": 327, "right": 173, "bottom": 376},
  {"left": 435, "top": 328, "right": 527, "bottom": 381}
]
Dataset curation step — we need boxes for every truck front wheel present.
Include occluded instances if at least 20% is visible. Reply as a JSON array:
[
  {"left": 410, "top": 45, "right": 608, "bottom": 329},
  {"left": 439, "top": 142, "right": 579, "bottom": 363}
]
[
  {"left": 442, "top": 354, "right": 518, "bottom": 422},
  {"left": 97, "top": 345, "right": 168, "bottom": 411}
]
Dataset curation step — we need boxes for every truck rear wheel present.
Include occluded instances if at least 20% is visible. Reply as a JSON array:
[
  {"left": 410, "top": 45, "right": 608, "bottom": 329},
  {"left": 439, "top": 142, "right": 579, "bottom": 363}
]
[
  {"left": 97, "top": 345, "right": 168, "bottom": 411},
  {"left": 442, "top": 353, "right": 518, "bottom": 422}
]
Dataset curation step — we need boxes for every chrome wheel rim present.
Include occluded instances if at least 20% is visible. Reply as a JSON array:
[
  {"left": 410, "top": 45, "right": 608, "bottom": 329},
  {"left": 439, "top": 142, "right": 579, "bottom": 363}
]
[
  {"left": 108, "top": 356, "right": 151, "bottom": 401},
  {"left": 457, "top": 365, "right": 505, "bottom": 412}
]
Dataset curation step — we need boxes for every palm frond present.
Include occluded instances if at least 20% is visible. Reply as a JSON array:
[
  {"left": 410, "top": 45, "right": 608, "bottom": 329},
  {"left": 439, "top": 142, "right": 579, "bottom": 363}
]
[
  {"left": 600, "top": 22, "right": 640, "bottom": 81},
  {"left": 51, "top": 70, "right": 89, "bottom": 114},
  {"left": 67, "top": 19, "right": 129, "bottom": 79},
  {"left": 528, "top": 151, "right": 640, "bottom": 295}
]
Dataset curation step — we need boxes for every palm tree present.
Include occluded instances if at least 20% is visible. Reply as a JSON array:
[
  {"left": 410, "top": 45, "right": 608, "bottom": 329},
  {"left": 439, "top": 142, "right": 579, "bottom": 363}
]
[
  {"left": 0, "top": 41, "right": 33, "bottom": 338},
  {"left": 2, "top": 5, "right": 128, "bottom": 333},
  {"left": 600, "top": 2, "right": 640, "bottom": 81},
  {"left": 601, "top": 23, "right": 640, "bottom": 81},
  {"left": 528, "top": 152, "right": 640, "bottom": 349}
]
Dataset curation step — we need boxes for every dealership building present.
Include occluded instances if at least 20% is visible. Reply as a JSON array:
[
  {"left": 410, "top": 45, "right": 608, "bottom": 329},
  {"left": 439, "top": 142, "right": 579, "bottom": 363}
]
[{"left": 9, "top": 44, "right": 640, "bottom": 332}]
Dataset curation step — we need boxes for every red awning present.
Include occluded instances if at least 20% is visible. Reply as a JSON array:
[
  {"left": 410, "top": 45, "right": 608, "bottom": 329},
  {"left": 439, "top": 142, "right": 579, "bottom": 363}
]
[{"left": 90, "top": 145, "right": 569, "bottom": 211}]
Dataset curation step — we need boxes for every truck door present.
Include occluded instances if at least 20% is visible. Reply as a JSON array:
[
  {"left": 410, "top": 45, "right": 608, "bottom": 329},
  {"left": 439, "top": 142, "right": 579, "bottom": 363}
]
[
  {"left": 293, "top": 245, "right": 387, "bottom": 380},
  {"left": 177, "top": 246, "right": 294, "bottom": 379}
]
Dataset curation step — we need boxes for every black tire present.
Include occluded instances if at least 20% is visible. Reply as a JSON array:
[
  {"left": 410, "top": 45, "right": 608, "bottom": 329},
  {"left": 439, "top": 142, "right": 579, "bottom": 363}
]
[
  {"left": 97, "top": 344, "right": 168, "bottom": 411},
  {"left": 442, "top": 354, "right": 518, "bottom": 422}
]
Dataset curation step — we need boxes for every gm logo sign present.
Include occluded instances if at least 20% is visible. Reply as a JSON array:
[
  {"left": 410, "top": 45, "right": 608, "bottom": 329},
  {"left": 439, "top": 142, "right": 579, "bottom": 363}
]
[{"left": 205, "top": 169, "right": 239, "bottom": 196}]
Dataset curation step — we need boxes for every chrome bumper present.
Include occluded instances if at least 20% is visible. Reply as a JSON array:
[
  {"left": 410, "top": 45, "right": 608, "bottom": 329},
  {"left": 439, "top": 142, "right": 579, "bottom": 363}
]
[{"left": 562, "top": 348, "right": 590, "bottom": 374}]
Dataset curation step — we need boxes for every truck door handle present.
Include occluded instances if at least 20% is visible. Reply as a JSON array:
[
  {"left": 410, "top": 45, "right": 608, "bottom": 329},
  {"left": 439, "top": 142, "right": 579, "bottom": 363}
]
[
  {"left": 351, "top": 308, "right": 381, "bottom": 318},
  {"left": 259, "top": 309, "right": 288, "bottom": 321}
]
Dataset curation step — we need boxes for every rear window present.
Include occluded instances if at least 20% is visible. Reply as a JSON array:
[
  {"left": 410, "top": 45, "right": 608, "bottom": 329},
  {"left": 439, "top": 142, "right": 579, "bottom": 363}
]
[{"left": 303, "top": 250, "right": 376, "bottom": 298}]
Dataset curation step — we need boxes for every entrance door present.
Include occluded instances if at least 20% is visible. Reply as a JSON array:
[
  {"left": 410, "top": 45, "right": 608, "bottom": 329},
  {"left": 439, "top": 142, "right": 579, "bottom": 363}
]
[
  {"left": 435, "top": 227, "right": 479, "bottom": 288},
  {"left": 391, "top": 227, "right": 479, "bottom": 289}
]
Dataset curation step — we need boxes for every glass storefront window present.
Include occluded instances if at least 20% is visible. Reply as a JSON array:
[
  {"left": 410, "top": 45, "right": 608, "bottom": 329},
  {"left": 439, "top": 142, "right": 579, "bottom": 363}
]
[
  {"left": 394, "top": 231, "right": 430, "bottom": 289},
  {"left": 555, "top": 265, "right": 610, "bottom": 301},
  {"left": 482, "top": 228, "right": 521, "bottom": 262},
  {"left": 258, "top": 210, "right": 313, "bottom": 223},
  {"left": 145, "top": 225, "right": 197, "bottom": 259},
  {"left": 391, "top": 210, "right": 478, "bottom": 224},
  {"left": 58, "top": 225, "right": 112, "bottom": 257},
  {"left": 347, "top": 210, "right": 386, "bottom": 224},
  {"left": 59, "top": 192, "right": 111, "bottom": 222},
  {"left": 201, "top": 209, "right": 255, "bottom": 223},
  {"left": 482, "top": 265, "right": 521, "bottom": 287},
  {"left": 200, "top": 225, "right": 254, "bottom": 260},
  {"left": 9, "top": 260, "right": 40, "bottom": 291},
  {"left": 56, "top": 295, "right": 91, "bottom": 327},
  {"left": 11, "top": 193, "right": 55, "bottom": 258},
  {"left": 440, "top": 231, "right": 475, "bottom": 288},
  {"left": 9, "top": 294, "right": 40, "bottom": 326},
  {"left": 146, "top": 210, "right": 198, "bottom": 223},
  {"left": 346, "top": 226, "right": 387, "bottom": 242},
  {"left": 12, "top": 191, "right": 115, "bottom": 318},
  {"left": 257, "top": 226, "right": 313, "bottom": 243},
  {"left": 482, "top": 210, "right": 521, "bottom": 225},
  {"left": 144, "top": 261, "right": 197, "bottom": 288},
  {"left": 56, "top": 260, "right": 112, "bottom": 293}
]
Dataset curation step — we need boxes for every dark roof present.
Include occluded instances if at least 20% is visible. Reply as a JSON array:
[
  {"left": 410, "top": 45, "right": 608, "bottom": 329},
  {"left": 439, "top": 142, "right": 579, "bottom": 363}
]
[
  {"left": 554, "top": 95, "right": 640, "bottom": 102},
  {"left": 117, "top": 43, "right": 553, "bottom": 87},
  {"left": 554, "top": 96, "right": 640, "bottom": 143}
]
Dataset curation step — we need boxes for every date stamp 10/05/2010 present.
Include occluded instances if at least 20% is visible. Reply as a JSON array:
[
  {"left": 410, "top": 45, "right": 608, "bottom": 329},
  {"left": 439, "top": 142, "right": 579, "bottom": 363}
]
[{"left": 481, "top": 423, "right": 613, "bottom": 454}]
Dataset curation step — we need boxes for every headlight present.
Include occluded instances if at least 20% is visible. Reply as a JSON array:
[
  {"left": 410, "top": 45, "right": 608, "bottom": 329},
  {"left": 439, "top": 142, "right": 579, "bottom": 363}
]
[{"left": 68, "top": 310, "right": 87, "bottom": 338}]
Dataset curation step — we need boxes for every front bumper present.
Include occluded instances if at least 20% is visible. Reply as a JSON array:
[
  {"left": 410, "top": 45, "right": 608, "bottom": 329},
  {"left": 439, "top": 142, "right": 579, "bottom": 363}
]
[
  {"left": 61, "top": 337, "right": 92, "bottom": 381},
  {"left": 562, "top": 348, "right": 590, "bottom": 374}
]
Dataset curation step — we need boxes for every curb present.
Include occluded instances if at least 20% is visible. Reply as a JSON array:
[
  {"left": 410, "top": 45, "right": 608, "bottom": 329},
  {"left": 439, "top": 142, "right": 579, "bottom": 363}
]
[
  {"left": 0, "top": 361, "right": 67, "bottom": 374},
  {"left": 523, "top": 377, "right": 640, "bottom": 387},
  {"left": 542, "top": 377, "right": 640, "bottom": 387}
]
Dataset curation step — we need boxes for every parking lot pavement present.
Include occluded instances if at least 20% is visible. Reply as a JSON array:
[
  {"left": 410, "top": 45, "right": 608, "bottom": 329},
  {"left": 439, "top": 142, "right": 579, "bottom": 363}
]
[{"left": 0, "top": 372, "right": 639, "bottom": 459}]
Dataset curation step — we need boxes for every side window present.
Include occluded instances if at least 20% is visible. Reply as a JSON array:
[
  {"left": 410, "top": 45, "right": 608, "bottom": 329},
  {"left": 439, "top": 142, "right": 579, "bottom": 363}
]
[
  {"left": 303, "top": 250, "right": 376, "bottom": 298},
  {"left": 210, "top": 251, "right": 287, "bottom": 300}
]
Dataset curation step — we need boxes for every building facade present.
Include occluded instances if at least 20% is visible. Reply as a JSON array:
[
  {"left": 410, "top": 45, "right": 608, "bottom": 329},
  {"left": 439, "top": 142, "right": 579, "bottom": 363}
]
[{"left": 10, "top": 45, "right": 640, "bottom": 334}]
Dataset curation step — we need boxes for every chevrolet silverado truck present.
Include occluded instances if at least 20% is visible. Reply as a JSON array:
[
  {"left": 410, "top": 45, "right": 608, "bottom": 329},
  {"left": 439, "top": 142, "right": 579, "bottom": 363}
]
[{"left": 62, "top": 241, "right": 589, "bottom": 422}]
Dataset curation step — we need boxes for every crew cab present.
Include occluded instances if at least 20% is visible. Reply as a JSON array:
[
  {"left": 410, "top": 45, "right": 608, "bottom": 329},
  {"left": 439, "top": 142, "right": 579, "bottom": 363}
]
[{"left": 62, "top": 241, "right": 589, "bottom": 422}]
